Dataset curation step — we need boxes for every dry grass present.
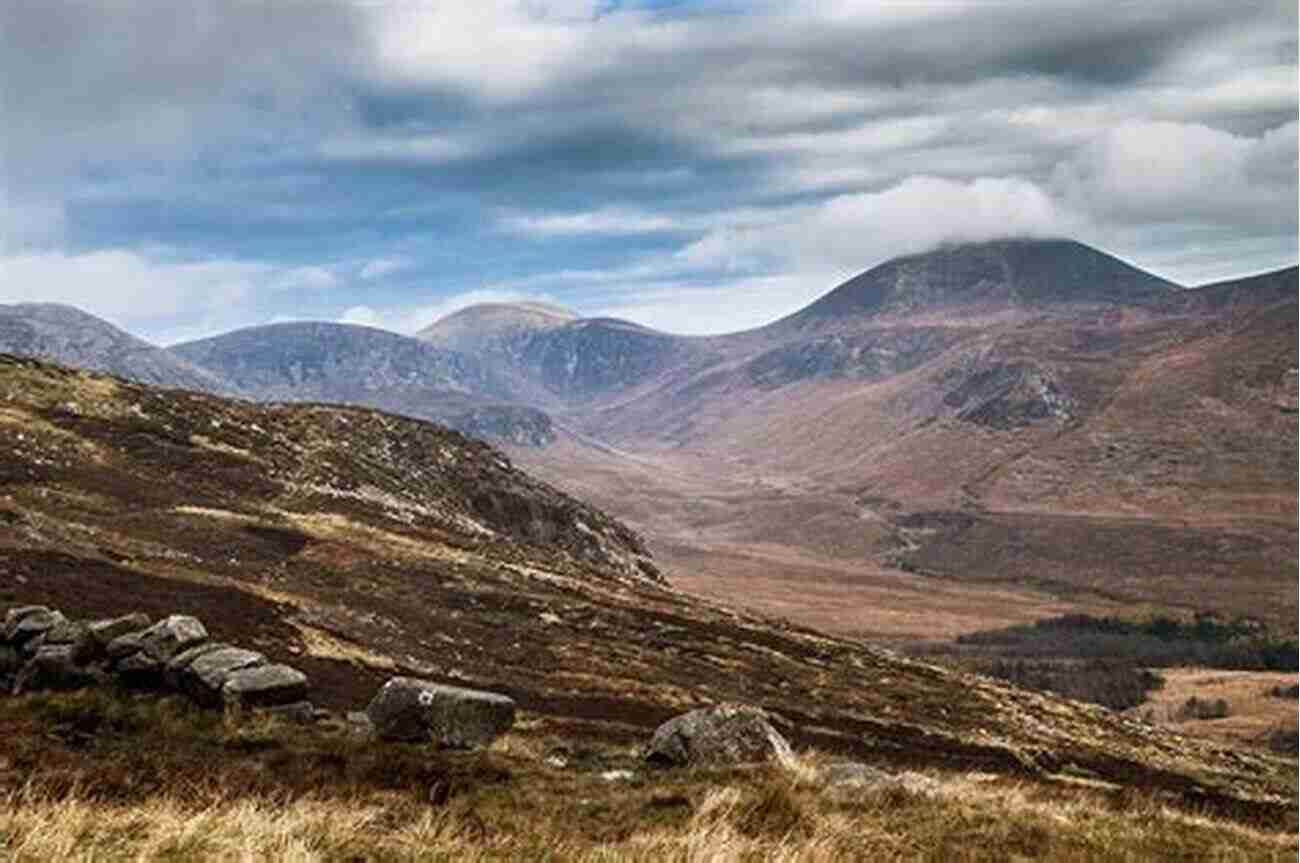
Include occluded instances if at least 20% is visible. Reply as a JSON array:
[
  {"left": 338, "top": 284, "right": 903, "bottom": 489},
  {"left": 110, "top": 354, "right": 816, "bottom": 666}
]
[
  {"left": 0, "top": 691, "right": 1294, "bottom": 862},
  {"left": 1131, "top": 667, "right": 1299, "bottom": 750},
  {"left": 2, "top": 766, "right": 1296, "bottom": 862}
]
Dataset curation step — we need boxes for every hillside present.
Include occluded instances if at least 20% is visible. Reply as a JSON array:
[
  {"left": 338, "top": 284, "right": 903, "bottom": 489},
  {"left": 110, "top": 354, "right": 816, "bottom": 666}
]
[
  {"left": 0, "top": 303, "right": 234, "bottom": 395},
  {"left": 498, "top": 249, "right": 1297, "bottom": 647},
  {"left": 0, "top": 354, "right": 1293, "bottom": 827},
  {"left": 170, "top": 321, "right": 557, "bottom": 446}
]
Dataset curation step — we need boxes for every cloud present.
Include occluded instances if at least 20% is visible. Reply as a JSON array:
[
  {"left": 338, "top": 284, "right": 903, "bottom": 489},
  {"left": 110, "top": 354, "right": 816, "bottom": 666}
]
[
  {"left": 0, "top": 248, "right": 343, "bottom": 344},
  {"left": 499, "top": 207, "right": 680, "bottom": 236},
  {"left": 359, "top": 257, "right": 415, "bottom": 280},
  {"left": 679, "top": 176, "right": 1081, "bottom": 276},
  {"left": 1057, "top": 120, "right": 1298, "bottom": 228}
]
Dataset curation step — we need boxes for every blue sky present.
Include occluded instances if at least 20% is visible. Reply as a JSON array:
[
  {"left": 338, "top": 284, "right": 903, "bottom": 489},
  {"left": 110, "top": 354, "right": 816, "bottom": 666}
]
[{"left": 1, "top": 1, "right": 1295, "bottom": 344}]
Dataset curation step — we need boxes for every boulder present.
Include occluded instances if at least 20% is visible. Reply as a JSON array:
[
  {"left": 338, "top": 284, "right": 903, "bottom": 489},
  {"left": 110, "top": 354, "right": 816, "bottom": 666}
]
[
  {"left": 3, "top": 607, "right": 66, "bottom": 648},
  {"left": 365, "top": 677, "right": 515, "bottom": 748},
  {"left": 136, "top": 615, "right": 207, "bottom": 663},
  {"left": 644, "top": 703, "right": 794, "bottom": 768},
  {"left": 88, "top": 613, "right": 151, "bottom": 649},
  {"left": 13, "top": 644, "right": 98, "bottom": 694},
  {"left": 182, "top": 646, "right": 265, "bottom": 705},
  {"left": 162, "top": 642, "right": 229, "bottom": 691},
  {"left": 222, "top": 664, "right": 308, "bottom": 709}
]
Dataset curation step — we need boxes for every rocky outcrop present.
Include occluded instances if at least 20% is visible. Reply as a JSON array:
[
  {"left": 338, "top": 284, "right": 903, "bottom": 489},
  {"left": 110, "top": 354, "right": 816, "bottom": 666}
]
[
  {"left": 644, "top": 703, "right": 794, "bottom": 768},
  {"left": 1, "top": 605, "right": 310, "bottom": 718},
  {"left": 365, "top": 677, "right": 516, "bottom": 748}
]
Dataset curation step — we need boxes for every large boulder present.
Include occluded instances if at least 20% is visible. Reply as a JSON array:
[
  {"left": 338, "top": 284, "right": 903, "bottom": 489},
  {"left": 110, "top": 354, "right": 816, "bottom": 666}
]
[
  {"left": 365, "top": 678, "right": 515, "bottom": 748},
  {"left": 644, "top": 703, "right": 794, "bottom": 768},
  {"left": 222, "top": 664, "right": 308, "bottom": 709},
  {"left": 181, "top": 647, "right": 266, "bottom": 706},
  {"left": 162, "top": 642, "right": 228, "bottom": 691}
]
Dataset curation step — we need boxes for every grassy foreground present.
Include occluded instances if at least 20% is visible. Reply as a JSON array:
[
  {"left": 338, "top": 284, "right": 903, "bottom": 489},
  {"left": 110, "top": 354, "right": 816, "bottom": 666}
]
[{"left": 0, "top": 690, "right": 1295, "bottom": 861}]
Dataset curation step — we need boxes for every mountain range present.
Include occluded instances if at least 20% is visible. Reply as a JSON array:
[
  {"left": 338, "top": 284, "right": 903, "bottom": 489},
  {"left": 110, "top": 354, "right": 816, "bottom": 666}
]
[{"left": 1, "top": 238, "right": 1295, "bottom": 641}]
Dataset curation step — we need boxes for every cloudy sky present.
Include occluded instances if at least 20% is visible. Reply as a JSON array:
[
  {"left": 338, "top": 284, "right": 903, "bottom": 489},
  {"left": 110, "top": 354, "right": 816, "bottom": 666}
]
[{"left": 2, "top": 1, "right": 1295, "bottom": 343}]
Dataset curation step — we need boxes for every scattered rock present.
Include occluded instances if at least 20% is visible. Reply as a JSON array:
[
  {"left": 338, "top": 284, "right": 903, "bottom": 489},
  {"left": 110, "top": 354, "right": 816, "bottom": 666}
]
[
  {"left": 644, "top": 703, "right": 794, "bottom": 768},
  {"left": 365, "top": 677, "right": 515, "bottom": 748},
  {"left": 222, "top": 664, "right": 308, "bottom": 709}
]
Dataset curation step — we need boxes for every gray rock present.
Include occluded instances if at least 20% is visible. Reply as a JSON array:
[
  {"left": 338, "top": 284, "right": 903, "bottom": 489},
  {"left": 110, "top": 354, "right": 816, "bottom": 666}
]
[
  {"left": 345, "top": 710, "right": 376, "bottom": 739},
  {"left": 13, "top": 644, "right": 98, "bottom": 694},
  {"left": 644, "top": 703, "right": 794, "bottom": 768},
  {"left": 820, "top": 761, "right": 941, "bottom": 800},
  {"left": 162, "top": 642, "right": 229, "bottom": 691},
  {"left": 365, "top": 677, "right": 515, "bottom": 748},
  {"left": 88, "top": 613, "right": 151, "bottom": 648},
  {"left": 183, "top": 647, "right": 265, "bottom": 705},
  {"left": 136, "top": 615, "right": 208, "bottom": 663},
  {"left": 221, "top": 664, "right": 308, "bottom": 709},
  {"left": 106, "top": 632, "right": 146, "bottom": 662},
  {"left": 4, "top": 608, "right": 66, "bottom": 647}
]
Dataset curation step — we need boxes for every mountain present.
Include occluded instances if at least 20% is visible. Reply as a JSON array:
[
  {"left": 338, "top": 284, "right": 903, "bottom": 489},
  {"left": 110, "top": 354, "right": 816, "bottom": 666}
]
[
  {"left": 491, "top": 245, "right": 1297, "bottom": 653},
  {"left": 421, "top": 305, "right": 708, "bottom": 406},
  {"left": 0, "top": 352, "right": 1291, "bottom": 824},
  {"left": 170, "top": 321, "right": 556, "bottom": 446},
  {"left": 0, "top": 303, "right": 234, "bottom": 394},
  {"left": 418, "top": 301, "right": 578, "bottom": 355},
  {"left": 771, "top": 238, "right": 1180, "bottom": 331}
]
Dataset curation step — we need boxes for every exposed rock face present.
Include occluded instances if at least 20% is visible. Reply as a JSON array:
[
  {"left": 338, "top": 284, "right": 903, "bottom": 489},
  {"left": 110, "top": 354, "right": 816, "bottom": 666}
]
[
  {"left": 13, "top": 644, "right": 98, "bottom": 694},
  {"left": 88, "top": 614, "right": 152, "bottom": 650},
  {"left": 644, "top": 704, "right": 794, "bottom": 768},
  {"left": 365, "top": 677, "right": 516, "bottom": 748}
]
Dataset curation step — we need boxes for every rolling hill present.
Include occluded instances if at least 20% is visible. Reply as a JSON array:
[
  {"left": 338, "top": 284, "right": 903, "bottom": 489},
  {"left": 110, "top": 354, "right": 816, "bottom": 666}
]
[{"left": 0, "top": 352, "right": 1292, "bottom": 825}]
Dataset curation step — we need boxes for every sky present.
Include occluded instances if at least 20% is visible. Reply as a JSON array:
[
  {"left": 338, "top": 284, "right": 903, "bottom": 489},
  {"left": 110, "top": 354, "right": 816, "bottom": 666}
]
[{"left": 1, "top": 1, "right": 1296, "bottom": 344}]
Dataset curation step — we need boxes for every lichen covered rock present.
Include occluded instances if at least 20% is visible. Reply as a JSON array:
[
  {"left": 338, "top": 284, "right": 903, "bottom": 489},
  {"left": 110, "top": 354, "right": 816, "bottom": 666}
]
[
  {"left": 365, "top": 677, "right": 515, "bottom": 748},
  {"left": 644, "top": 703, "right": 794, "bottom": 768}
]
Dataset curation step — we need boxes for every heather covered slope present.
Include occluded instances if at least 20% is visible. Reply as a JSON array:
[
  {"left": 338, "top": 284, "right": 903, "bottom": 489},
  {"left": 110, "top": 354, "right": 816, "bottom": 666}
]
[{"left": 0, "top": 354, "right": 1293, "bottom": 818}]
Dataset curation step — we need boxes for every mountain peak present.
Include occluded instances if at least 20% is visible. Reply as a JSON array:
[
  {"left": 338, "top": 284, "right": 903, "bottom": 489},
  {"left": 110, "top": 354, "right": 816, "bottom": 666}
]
[{"left": 778, "top": 238, "right": 1181, "bottom": 327}]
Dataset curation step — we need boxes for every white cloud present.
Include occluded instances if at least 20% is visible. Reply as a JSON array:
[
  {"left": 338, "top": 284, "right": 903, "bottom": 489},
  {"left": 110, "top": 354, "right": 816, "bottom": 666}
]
[
  {"left": 1057, "top": 120, "right": 1298, "bottom": 226},
  {"left": 499, "top": 207, "right": 680, "bottom": 236},
  {"left": 359, "top": 256, "right": 414, "bottom": 280},
  {"left": 679, "top": 176, "right": 1081, "bottom": 276},
  {"left": 591, "top": 272, "right": 842, "bottom": 335}
]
